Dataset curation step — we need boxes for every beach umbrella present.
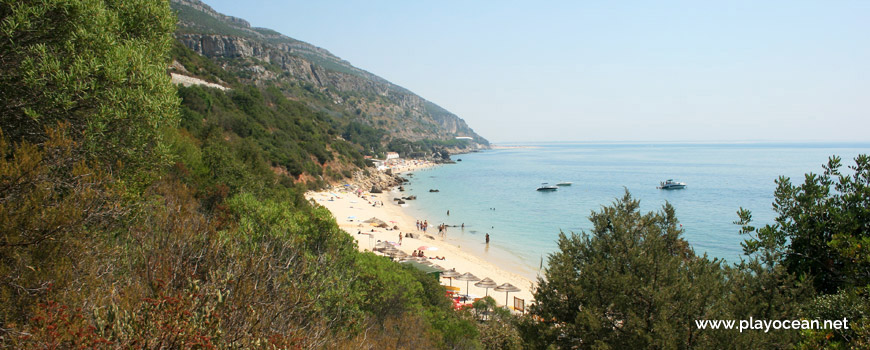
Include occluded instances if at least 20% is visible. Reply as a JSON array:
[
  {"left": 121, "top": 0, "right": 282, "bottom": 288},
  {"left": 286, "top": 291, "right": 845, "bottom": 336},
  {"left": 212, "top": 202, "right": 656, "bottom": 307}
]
[
  {"left": 418, "top": 259, "right": 433, "bottom": 266},
  {"left": 455, "top": 272, "right": 480, "bottom": 296},
  {"left": 364, "top": 217, "right": 386, "bottom": 225},
  {"left": 431, "top": 265, "right": 446, "bottom": 271},
  {"left": 373, "top": 241, "right": 390, "bottom": 252},
  {"left": 389, "top": 249, "right": 408, "bottom": 259},
  {"left": 494, "top": 282, "right": 521, "bottom": 307},
  {"left": 440, "top": 269, "right": 460, "bottom": 286},
  {"left": 474, "top": 277, "right": 498, "bottom": 297},
  {"left": 382, "top": 246, "right": 399, "bottom": 256}
]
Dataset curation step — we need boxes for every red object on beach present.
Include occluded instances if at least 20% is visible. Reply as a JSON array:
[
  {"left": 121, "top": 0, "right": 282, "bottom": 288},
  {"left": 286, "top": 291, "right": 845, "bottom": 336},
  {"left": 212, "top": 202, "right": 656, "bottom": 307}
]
[{"left": 417, "top": 246, "right": 438, "bottom": 251}]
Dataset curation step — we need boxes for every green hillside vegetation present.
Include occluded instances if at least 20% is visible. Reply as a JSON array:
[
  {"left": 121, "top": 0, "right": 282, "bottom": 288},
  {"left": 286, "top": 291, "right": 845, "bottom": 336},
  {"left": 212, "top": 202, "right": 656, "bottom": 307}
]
[
  {"left": 3, "top": 1, "right": 868, "bottom": 349},
  {"left": 1, "top": 1, "right": 477, "bottom": 348}
]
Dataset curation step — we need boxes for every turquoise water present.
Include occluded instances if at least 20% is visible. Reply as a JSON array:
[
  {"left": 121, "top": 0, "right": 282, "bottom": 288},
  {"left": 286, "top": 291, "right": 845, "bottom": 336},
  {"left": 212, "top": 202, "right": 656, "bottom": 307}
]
[{"left": 398, "top": 143, "right": 870, "bottom": 280}]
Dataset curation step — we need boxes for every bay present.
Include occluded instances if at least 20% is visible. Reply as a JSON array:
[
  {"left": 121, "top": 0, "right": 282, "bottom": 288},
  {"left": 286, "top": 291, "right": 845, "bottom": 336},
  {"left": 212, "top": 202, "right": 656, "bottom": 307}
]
[{"left": 399, "top": 142, "right": 870, "bottom": 280}]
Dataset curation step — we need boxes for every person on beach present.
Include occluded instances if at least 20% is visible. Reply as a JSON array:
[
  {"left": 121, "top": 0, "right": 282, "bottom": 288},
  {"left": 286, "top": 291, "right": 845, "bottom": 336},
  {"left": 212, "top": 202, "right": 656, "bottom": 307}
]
[
  {"left": 447, "top": 210, "right": 450, "bottom": 216},
  {"left": 399, "top": 232, "right": 403, "bottom": 245},
  {"left": 486, "top": 233, "right": 490, "bottom": 244}
]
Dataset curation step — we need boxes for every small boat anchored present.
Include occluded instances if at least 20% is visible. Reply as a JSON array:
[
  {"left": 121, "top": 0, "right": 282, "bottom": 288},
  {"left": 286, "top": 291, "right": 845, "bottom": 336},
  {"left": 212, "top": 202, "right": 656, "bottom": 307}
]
[
  {"left": 537, "top": 183, "right": 558, "bottom": 191},
  {"left": 556, "top": 181, "right": 572, "bottom": 186},
  {"left": 658, "top": 179, "right": 686, "bottom": 190}
]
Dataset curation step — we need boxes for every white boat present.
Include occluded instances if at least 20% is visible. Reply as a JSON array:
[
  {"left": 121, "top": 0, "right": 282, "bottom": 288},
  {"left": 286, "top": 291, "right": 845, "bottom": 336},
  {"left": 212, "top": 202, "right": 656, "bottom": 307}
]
[
  {"left": 556, "top": 182, "right": 572, "bottom": 186},
  {"left": 537, "top": 183, "right": 558, "bottom": 191},
  {"left": 658, "top": 179, "right": 686, "bottom": 190}
]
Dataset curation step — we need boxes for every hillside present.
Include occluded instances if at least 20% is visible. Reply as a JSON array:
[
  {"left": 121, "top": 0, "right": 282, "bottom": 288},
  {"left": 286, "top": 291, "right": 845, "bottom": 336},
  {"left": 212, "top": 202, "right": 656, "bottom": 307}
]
[{"left": 169, "top": 0, "right": 488, "bottom": 151}]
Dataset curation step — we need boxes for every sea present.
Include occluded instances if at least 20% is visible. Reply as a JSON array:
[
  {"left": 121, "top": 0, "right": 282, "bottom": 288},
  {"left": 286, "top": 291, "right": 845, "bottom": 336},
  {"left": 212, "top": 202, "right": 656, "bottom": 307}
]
[{"left": 397, "top": 142, "right": 870, "bottom": 281}]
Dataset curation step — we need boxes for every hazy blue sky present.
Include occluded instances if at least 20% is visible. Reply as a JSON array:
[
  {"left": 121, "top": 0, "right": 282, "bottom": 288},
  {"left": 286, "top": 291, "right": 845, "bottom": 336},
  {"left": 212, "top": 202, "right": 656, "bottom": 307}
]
[{"left": 201, "top": 1, "right": 869, "bottom": 143}]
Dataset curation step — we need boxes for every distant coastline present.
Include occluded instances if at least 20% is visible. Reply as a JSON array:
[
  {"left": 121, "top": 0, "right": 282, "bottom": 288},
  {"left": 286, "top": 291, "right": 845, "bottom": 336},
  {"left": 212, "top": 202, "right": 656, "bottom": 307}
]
[{"left": 489, "top": 144, "right": 541, "bottom": 150}]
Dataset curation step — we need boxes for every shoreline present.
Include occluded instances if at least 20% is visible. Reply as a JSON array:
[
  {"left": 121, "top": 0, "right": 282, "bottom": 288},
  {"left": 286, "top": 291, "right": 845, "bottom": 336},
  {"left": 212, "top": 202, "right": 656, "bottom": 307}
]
[{"left": 306, "top": 160, "right": 537, "bottom": 308}]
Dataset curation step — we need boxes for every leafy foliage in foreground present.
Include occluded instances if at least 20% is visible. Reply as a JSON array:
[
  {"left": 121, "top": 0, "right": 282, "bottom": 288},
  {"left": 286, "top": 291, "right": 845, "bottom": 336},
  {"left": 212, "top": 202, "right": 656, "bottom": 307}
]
[
  {"left": 1, "top": 1, "right": 477, "bottom": 348},
  {"left": 528, "top": 193, "right": 731, "bottom": 348},
  {"left": 520, "top": 157, "right": 869, "bottom": 349}
]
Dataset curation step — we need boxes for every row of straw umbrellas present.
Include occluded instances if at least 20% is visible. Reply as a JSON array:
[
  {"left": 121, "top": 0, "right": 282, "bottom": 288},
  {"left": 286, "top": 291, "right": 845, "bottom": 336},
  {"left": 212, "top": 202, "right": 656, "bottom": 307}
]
[
  {"left": 440, "top": 269, "right": 521, "bottom": 306},
  {"left": 374, "top": 242, "right": 521, "bottom": 306}
]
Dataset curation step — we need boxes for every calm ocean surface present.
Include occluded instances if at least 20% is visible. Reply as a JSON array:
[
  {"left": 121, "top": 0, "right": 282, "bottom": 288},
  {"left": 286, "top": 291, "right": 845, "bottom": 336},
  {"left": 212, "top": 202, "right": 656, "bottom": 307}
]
[{"left": 398, "top": 143, "right": 870, "bottom": 280}]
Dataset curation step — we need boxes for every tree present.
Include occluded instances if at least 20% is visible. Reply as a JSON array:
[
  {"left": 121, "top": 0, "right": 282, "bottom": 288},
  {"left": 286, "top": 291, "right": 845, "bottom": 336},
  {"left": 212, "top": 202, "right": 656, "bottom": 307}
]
[
  {"left": 0, "top": 0, "right": 179, "bottom": 183},
  {"left": 0, "top": 0, "right": 178, "bottom": 337},
  {"left": 740, "top": 155, "right": 870, "bottom": 294},
  {"left": 737, "top": 155, "right": 870, "bottom": 347},
  {"left": 472, "top": 297, "right": 523, "bottom": 350},
  {"left": 528, "top": 191, "right": 727, "bottom": 349}
]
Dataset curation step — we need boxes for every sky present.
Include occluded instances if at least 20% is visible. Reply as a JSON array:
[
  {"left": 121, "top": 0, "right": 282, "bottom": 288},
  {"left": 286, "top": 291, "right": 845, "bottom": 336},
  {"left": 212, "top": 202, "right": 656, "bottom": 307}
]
[{"left": 200, "top": 0, "right": 869, "bottom": 143}]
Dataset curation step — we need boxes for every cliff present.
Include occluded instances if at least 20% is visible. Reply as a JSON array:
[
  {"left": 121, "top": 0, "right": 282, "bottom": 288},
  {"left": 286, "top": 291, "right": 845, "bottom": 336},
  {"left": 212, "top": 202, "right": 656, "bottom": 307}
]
[{"left": 170, "top": 0, "right": 488, "bottom": 149}]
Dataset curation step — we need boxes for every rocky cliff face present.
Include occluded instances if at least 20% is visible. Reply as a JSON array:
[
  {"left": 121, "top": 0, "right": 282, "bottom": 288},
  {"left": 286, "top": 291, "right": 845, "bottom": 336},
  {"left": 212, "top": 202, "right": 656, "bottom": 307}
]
[{"left": 170, "top": 0, "right": 488, "bottom": 146}]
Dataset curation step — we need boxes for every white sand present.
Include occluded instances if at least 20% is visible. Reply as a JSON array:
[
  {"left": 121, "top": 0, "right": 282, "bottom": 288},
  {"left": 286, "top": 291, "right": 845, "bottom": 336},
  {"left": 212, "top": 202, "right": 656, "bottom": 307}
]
[{"left": 306, "top": 161, "right": 536, "bottom": 309}]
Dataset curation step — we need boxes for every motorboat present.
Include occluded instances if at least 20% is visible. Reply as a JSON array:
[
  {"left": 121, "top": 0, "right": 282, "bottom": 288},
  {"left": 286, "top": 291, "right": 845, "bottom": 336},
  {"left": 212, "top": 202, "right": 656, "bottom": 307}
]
[
  {"left": 537, "top": 183, "right": 558, "bottom": 191},
  {"left": 556, "top": 181, "right": 572, "bottom": 186},
  {"left": 658, "top": 179, "right": 686, "bottom": 190}
]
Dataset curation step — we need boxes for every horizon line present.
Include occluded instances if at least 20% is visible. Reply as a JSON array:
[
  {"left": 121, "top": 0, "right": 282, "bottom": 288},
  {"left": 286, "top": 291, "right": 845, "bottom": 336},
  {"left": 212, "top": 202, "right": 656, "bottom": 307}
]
[{"left": 488, "top": 140, "right": 870, "bottom": 145}]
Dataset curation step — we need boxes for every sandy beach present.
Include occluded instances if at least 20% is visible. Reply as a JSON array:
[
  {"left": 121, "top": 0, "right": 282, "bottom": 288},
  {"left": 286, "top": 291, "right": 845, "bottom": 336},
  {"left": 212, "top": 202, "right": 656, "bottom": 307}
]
[{"left": 306, "top": 161, "right": 536, "bottom": 309}]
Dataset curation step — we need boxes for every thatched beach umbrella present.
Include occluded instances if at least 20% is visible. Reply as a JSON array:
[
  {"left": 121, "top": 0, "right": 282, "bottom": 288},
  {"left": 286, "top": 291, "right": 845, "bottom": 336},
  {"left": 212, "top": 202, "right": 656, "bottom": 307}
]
[
  {"left": 364, "top": 217, "right": 386, "bottom": 226},
  {"left": 440, "top": 269, "right": 460, "bottom": 286},
  {"left": 474, "top": 277, "right": 498, "bottom": 297},
  {"left": 382, "top": 246, "right": 399, "bottom": 258},
  {"left": 455, "top": 272, "right": 480, "bottom": 296},
  {"left": 373, "top": 241, "right": 391, "bottom": 253},
  {"left": 494, "top": 282, "right": 521, "bottom": 307}
]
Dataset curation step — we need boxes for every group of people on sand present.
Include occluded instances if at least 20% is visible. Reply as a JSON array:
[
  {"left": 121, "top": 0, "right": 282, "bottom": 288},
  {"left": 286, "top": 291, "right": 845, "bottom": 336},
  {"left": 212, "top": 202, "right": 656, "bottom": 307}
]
[{"left": 411, "top": 250, "right": 445, "bottom": 260}]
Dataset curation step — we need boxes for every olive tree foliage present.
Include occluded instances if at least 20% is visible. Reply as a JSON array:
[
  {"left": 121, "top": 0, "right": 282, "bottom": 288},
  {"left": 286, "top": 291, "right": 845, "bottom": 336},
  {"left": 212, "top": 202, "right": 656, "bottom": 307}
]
[
  {"left": 0, "top": 0, "right": 180, "bottom": 181},
  {"left": 527, "top": 192, "right": 728, "bottom": 349},
  {"left": 0, "top": 0, "right": 179, "bottom": 340}
]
